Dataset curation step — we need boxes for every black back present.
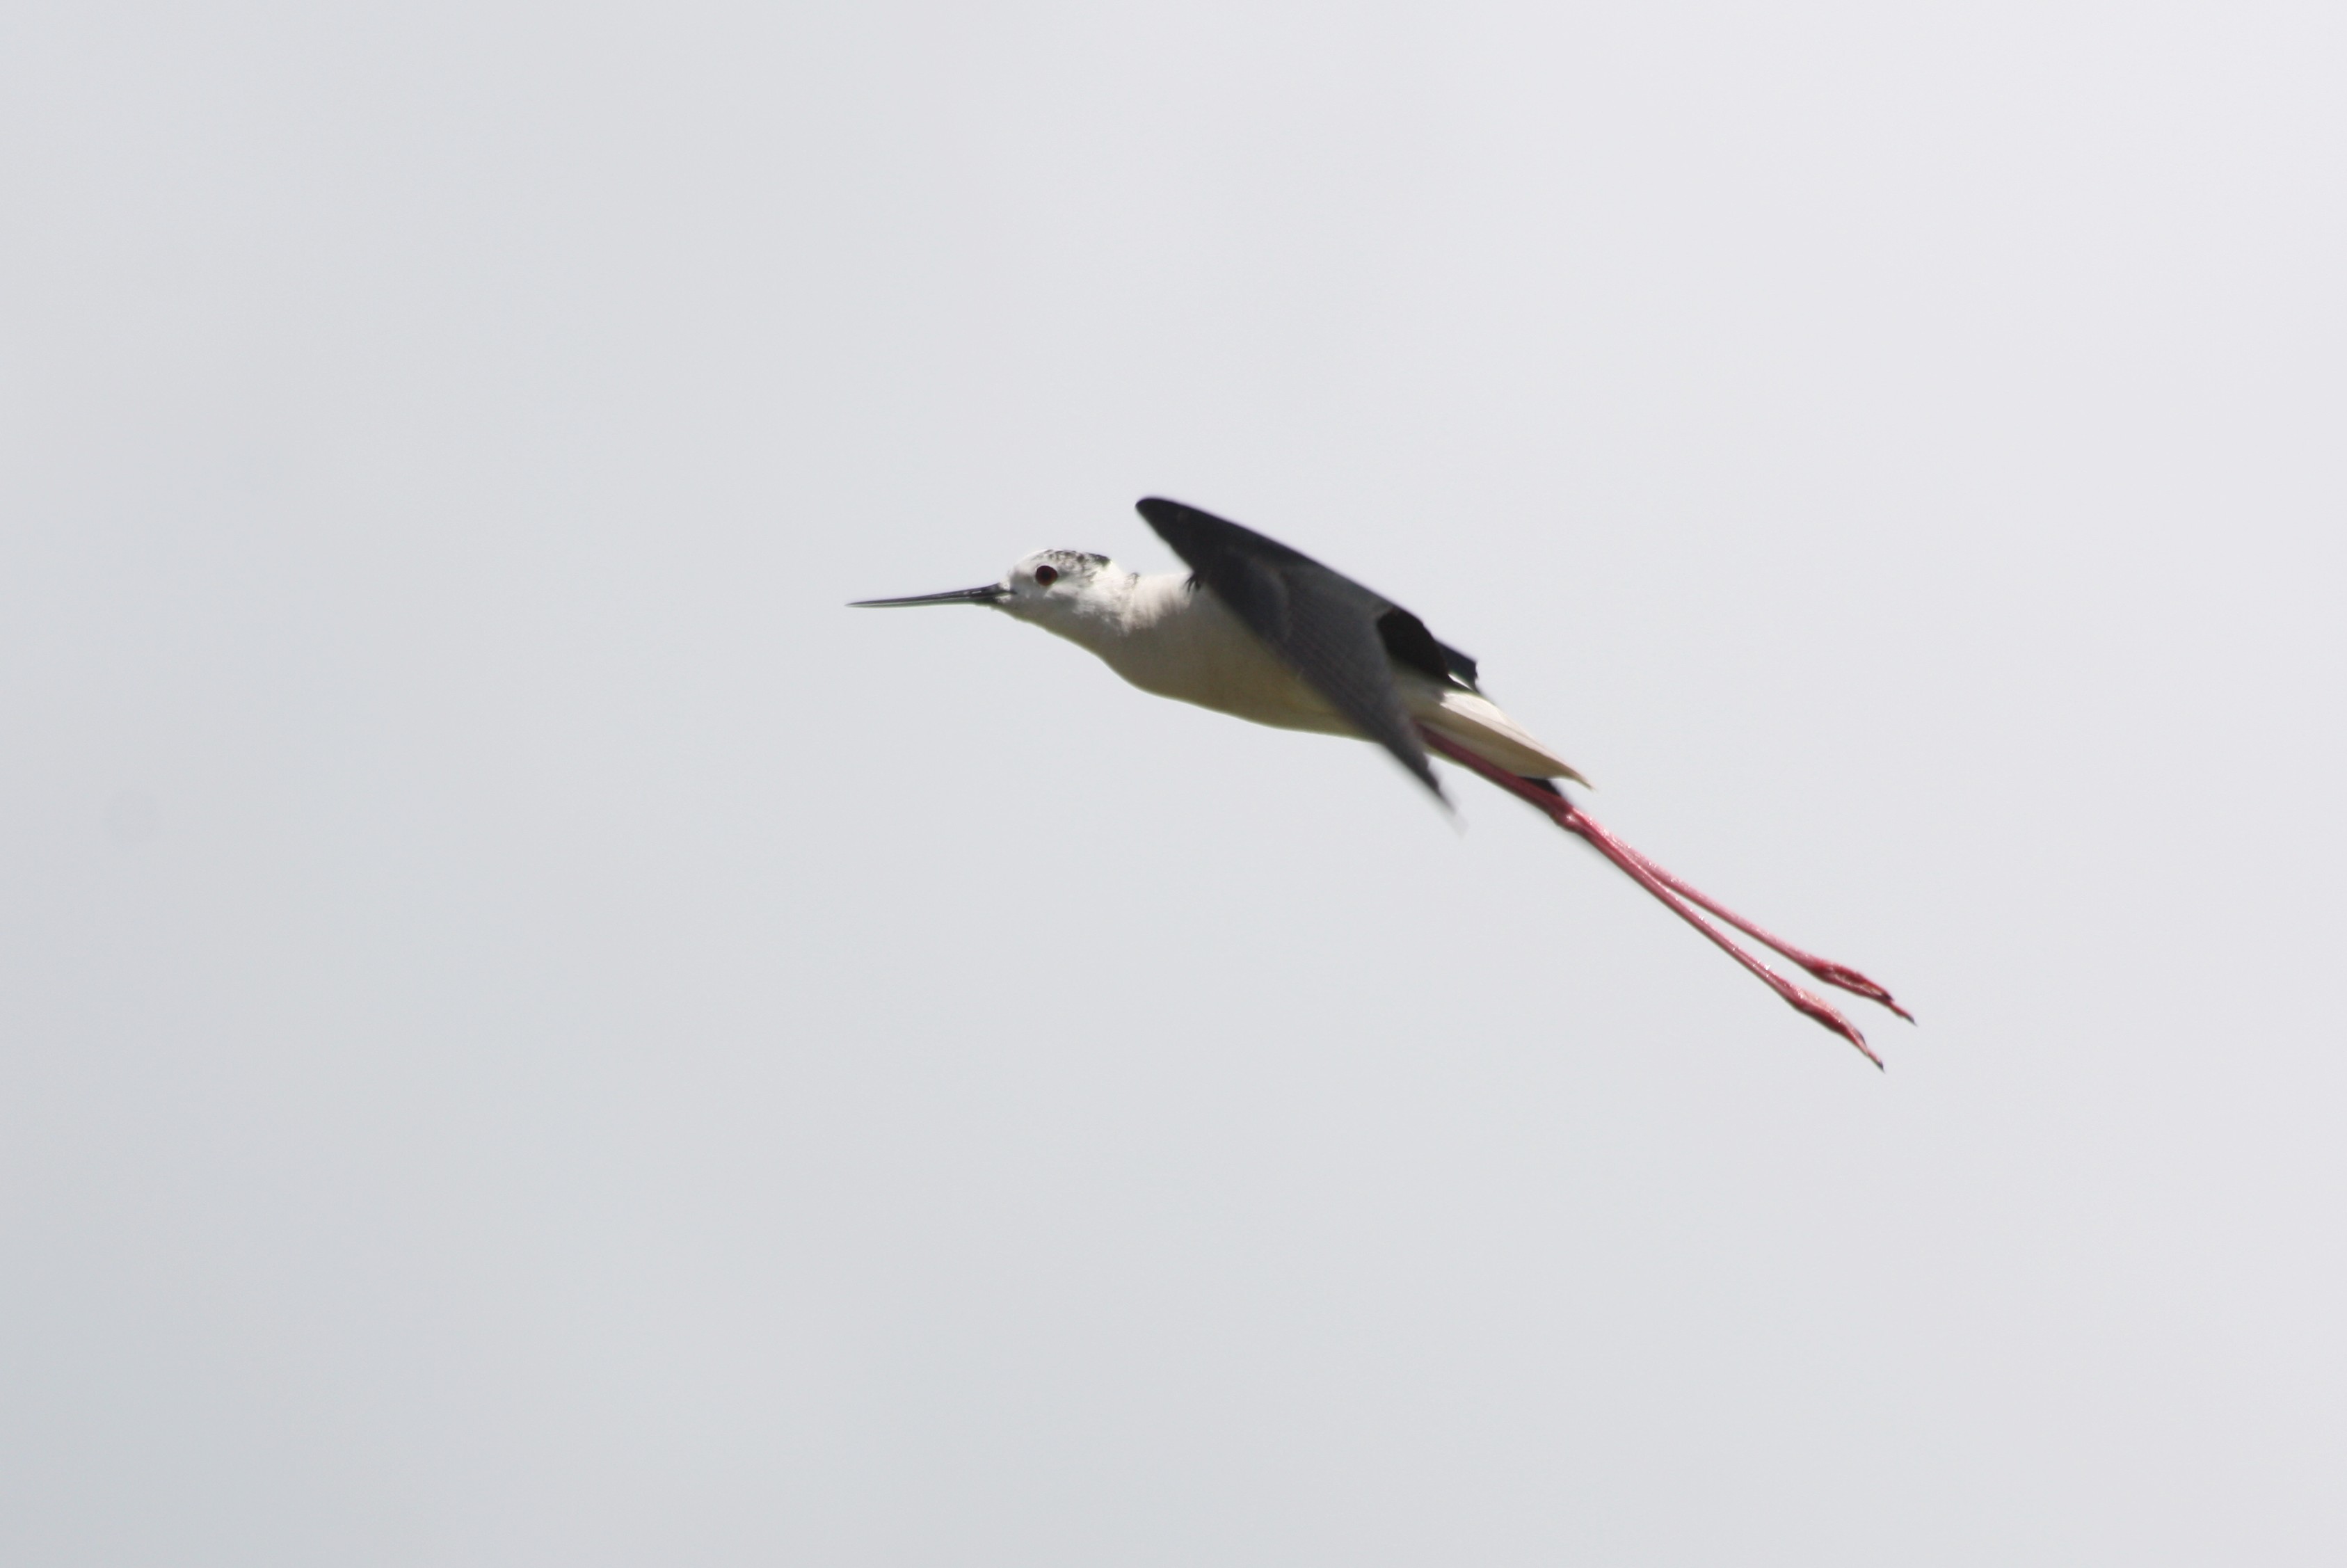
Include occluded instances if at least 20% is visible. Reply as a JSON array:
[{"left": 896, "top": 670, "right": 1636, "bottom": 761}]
[{"left": 1136, "top": 497, "right": 1476, "bottom": 801}]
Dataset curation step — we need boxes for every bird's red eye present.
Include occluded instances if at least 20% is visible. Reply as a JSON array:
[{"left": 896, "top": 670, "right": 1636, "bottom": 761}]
[{"left": 1034, "top": 564, "right": 1059, "bottom": 586}]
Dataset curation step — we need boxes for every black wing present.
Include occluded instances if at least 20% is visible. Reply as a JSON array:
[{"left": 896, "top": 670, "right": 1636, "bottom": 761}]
[{"left": 1136, "top": 497, "right": 1471, "bottom": 801}]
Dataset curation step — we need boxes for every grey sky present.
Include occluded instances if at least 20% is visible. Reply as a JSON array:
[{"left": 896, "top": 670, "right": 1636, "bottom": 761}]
[{"left": 3, "top": 2, "right": 2342, "bottom": 1563}]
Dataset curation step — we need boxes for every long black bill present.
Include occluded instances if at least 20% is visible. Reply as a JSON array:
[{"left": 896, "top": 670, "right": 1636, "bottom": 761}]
[{"left": 847, "top": 584, "right": 1008, "bottom": 608}]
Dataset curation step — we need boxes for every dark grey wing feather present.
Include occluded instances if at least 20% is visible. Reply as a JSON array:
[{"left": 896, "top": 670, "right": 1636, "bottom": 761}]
[
  {"left": 1135, "top": 497, "right": 1448, "bottom": 800},
  {"left": 1436, "top": 639, "right": 1481, "bottom": 691},
  {"left": 1375, "top": 608, "right": 1480, "bottom": 692}
]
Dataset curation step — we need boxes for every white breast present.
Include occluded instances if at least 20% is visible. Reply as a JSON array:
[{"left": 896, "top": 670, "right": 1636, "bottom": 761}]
[{"left": 1094, "top": 575, "right": 1354, "bottom": 735}]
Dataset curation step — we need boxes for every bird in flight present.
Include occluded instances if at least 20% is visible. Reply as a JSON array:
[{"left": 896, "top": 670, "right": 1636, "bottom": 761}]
[{"left": 854, "top": 497, "right": 1909, "bottom": 1063}]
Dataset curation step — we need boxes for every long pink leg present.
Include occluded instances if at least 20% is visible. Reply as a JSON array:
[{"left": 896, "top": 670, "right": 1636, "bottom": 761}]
[
  {"left": 1610, "top": 841, "right": 1913, "bottom": 1021},
  {"left": 1417, "top": 727, "right": 1888, "bottom": 1066}
]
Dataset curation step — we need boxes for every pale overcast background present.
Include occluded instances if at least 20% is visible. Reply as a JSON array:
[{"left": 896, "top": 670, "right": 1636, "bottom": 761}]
[{"left": 4, "top": 3, "right": 2343, "bottom": 1564}]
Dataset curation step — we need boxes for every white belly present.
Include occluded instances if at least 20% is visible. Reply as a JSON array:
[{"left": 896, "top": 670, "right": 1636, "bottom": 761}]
[
  {"left": 1100, "top": 591, "right": 1357, "bottom": 735},
  {"left": 1087, "top": 585, "right": 1585, "bottom": 782}
]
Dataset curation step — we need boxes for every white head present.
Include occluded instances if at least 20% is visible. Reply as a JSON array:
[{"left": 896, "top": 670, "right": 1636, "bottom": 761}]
[{"left": 851, "top": 549, "right": 1135, "bottom": 640}]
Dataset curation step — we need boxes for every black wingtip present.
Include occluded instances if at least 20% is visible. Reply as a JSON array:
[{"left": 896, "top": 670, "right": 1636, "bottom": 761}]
[
  {"left": 1137, "top": 495, "right": 1271, "bottom": 547},
  {"left": 1397, "top": 747, "right": 1450, "bottom": 810},
  {"left": 1135, "top": 496, "right": 1201, "bottom": 541}
]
